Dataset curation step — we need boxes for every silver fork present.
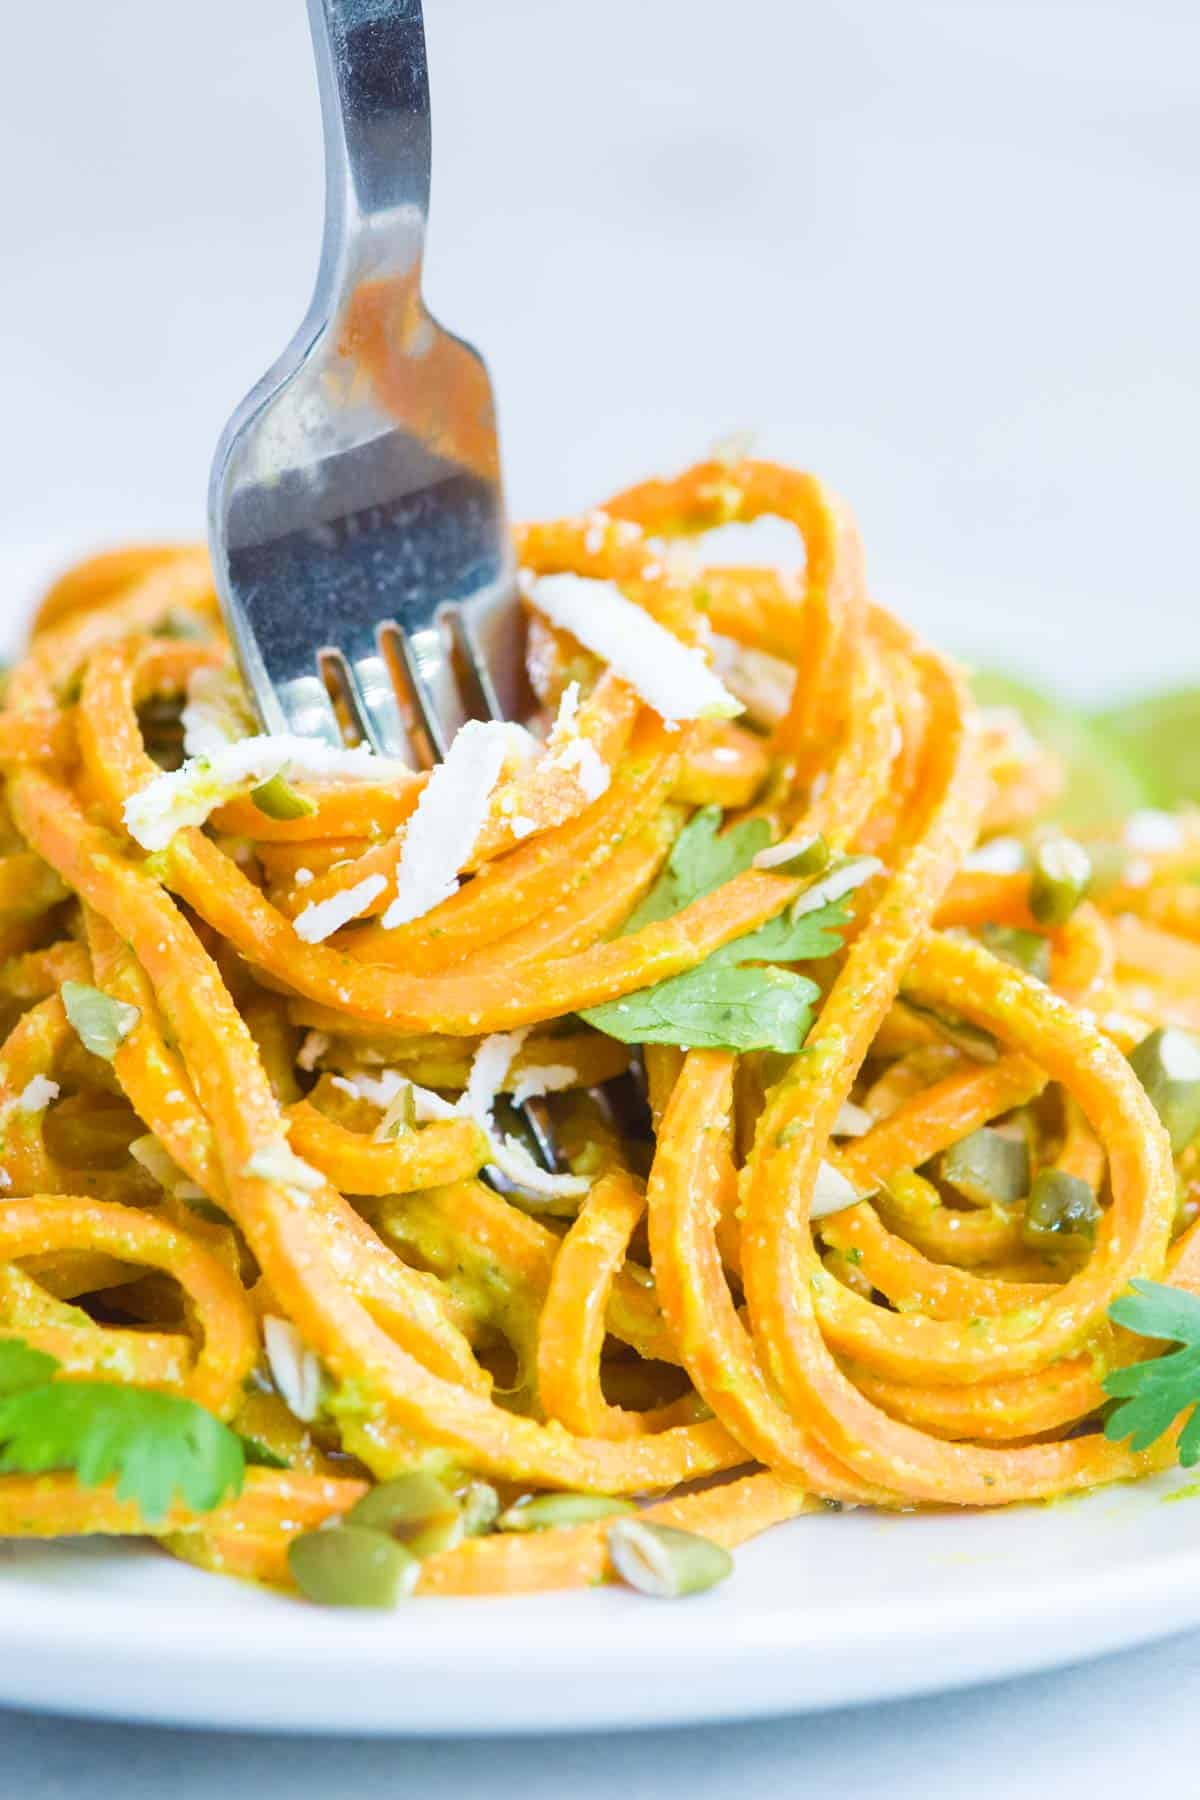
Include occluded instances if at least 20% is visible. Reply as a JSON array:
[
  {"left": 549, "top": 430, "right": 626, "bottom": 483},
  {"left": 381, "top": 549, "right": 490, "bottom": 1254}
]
[
  {"left": 209, "top": 0, "right": 562, "bottom": 1171},
  {"left": 208, "top": 0, "right": 523, "bottom": 767}
]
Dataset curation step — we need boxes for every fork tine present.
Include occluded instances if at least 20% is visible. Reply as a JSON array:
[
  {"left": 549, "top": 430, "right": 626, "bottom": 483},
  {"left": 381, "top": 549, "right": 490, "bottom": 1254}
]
[
  {"left": 389, "top": 621, "right": 471, "bottom": 763},
  {"left": 254, "top": 664, "right": 345, "bottom": 752},
  {"left": 453, "top": 578, "right": 527, "bottom": 726},
  {"left": 336, "top": 635, "right": 412, "bottom": 763},
  {"left": 518, "top": 1098, "right": 566, "bottom": 1173}
]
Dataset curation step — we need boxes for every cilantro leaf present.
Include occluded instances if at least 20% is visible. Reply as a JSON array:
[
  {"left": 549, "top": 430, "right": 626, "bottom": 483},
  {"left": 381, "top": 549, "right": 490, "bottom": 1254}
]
[
  {"left": 584, "top": 962, "right": 822, "bottom": 1052},
  {"left": 583, "top": 896, "right": 852, "bottom": 1054},
  {"left": 621, "top": 806, "right": 772, "bottom": 934},
  {"left": 0, "top": 1340, "right": 60, "bottom": 1396},
  {"left": 1103, "top": 1280, "right": 1200, "bottom": 1465},
  {"left": 0, "top": 1339, "right": 245, "bottom": 1524},
  {"left": 582, "top": 805, "right": 853, "bottom": 1053}
]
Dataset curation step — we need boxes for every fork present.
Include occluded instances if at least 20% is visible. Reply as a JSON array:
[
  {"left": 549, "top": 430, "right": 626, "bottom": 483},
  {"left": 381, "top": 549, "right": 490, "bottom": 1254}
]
[
  {"left": 208, "top": 0, "right": 523, "bottom": 768},
  {"left": 209, "top": 0, "right": 565, "bottom": 1169}
]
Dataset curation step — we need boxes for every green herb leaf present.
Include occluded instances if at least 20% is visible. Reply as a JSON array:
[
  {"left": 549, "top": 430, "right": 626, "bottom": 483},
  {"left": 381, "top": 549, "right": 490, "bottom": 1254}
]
[
  {"left": 0, "top": 1340, "right": 245, "bottom": 1523},
  {"left": 0, "top": 1339, "right": 61, "bottom": 1396},
  {"left": 61, "top": 981, "right": 141, "bottom": 1061},
  {"left": 621, "top": 806, "right": 772, "bottom": 934},
  {"left": 1103, "top": 1280, "right": 1200, "bottom": 1465},
  {"left": 583, "top": 806, "right": 851, "bottom": 1053},
  {"left": 583, "top": 898, "right": 850, "bottom": 1053}
]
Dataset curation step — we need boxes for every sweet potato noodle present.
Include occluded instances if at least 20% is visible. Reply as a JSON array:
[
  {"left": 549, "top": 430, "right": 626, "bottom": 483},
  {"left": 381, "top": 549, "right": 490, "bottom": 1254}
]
[{"left": 1, "top": 457, "right": 1198, "bottom": 1599}]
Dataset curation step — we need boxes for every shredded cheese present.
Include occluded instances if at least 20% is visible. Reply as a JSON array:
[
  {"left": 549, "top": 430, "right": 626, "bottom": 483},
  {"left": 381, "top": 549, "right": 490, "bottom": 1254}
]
[
  {"left": 129, "top": 1134, "right": 206, "bottom": 1202},
  {"left": 293, "top": 873, "right": 388, "bottom": 944},
  {"left": 14, "top": 1077, "right": 59, "bottom": 1116},
  {"left": 457, "top": 1033, "right": 589, "bottom": 1201},
  {"left": 791, "top": 857, "right": 883, "bottom": 917},
  {"left": 181, "top": 665, "right": 258, "bottom": 757},
  {"left": 243, "top": 1140, "right": 324, "bottom": 1194},
  {"left": 510, "top": 1063, "right": 580, "bottom": 1108},
  {"left": 525, "top": 573, "right": 741, "bottom": 722},
  {"left": 125, "top": 736, "right": 407, "bottom": 852},
  {"left": 381, "top": 720, "right": 518, "bottom": 930},
  {"left": 554, "top": 735, "right": 611, "bottom": 802}
]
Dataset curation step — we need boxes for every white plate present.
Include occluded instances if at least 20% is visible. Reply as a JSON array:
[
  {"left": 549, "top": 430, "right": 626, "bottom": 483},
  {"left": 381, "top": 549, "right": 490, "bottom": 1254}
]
[
  {"left": 2, "top": 1470, "right": 1200, "bottom": 1734},
  {"left": 5, "top": 556, "right": 1200, "bottom": 1736}
]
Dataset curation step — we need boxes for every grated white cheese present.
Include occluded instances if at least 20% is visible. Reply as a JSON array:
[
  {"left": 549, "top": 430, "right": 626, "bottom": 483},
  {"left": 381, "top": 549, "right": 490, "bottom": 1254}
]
[
  {"left": 293, "top": 873, "right": 388, "bottom": 944},
  {"left": 381, "top": 720, "right": 517, "bottom": 929},
  {"left": 263, "top": 1316, "right": 323, "bottom": 1424},
  {"left": 181, "top": 665, "right": 257, "bottom": 757},
  {"left": 15, "top": 1076, "right": 59, "bottom": 1115},
  {"left": 460, "top": 1032, "right": 589, "bottom": 1202},
  {"left": 294, "top": 867, "right": 315, "bottom": 888},
  {"left": 329, "top": 1069, "right": 408, "bottom": 1111},
  {"left": 129, "top": 1134, "right": 206, "bottom": 1202},
  {"left": 296, "top": 1030, "right": 331, "bottom": 1073},
  {"left": 553, "top": 681, "right": 582, "bottom": 736},
  {"left": 125, "top": 736, "right": 407, "bottom": 852},
  {"left": 510, "top": 816, "right": 537, "bottom": 839},
  {"left": 583, "top": 513, "right": 610, "bottom": 556},
  {"left": 541, "top": 678, "right": 611, "bottom": 803},
  {"left": 243, "top": 1140, "right": 324, "bottom": 1194},
  {"left": 510, "top": 1063, "right": 580, "bottom": 1108},
  {"left": 791, "top": 857, "right": 883, "bottom": 917},
  {"left": 525, "top": 573, "right": 742, "bottom": 722},
  {"left": 554, "top": 735, "right": 610, "bottom": 802}
]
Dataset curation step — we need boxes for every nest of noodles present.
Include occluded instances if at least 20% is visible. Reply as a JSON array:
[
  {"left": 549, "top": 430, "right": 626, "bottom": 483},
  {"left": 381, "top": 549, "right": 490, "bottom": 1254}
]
[{"left": 0, "top": 458, "right": 1198, "bottom": 1599}]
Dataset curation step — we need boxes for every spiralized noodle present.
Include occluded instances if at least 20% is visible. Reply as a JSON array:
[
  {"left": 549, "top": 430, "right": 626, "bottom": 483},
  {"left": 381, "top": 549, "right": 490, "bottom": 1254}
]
[{"left": 1, "top": 457, "right": 1198, "bottom": 1600}]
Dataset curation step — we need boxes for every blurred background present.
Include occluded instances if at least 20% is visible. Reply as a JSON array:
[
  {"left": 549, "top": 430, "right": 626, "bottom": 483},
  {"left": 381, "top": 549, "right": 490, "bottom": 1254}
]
[{"left": 2, "top": 0, "right": 1197, "bottom": 696}]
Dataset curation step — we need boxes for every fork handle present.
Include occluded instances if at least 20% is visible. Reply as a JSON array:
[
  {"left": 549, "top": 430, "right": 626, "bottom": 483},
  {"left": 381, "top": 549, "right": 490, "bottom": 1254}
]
[{"left": 306, "top": 0, "right": 432, "bottom": 241}]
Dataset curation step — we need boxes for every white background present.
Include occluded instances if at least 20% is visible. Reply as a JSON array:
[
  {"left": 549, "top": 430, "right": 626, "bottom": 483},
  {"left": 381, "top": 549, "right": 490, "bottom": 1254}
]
[{"left": 2, "top": 0, "right": 1199, "bottom": 1790}]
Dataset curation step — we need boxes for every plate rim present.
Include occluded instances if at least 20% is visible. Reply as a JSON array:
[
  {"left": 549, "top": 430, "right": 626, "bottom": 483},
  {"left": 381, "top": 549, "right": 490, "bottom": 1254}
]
[{"left": 1, "top": 1488, "right": 1200, "bottom": 1735}]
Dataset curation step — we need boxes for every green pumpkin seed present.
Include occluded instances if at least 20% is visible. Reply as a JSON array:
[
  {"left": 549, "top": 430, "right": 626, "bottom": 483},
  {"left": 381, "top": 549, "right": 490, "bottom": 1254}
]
[
  {"left": 979, "top": 924, "right": 1052, "bottom": 983},
  {"left": 61, "top": 982, "right": 140, "bottom": 1061},
  {"left": 251, "top": 775, "right": 318, "bottom": 821},
  {"left": 347, "top": 1471, "right": 464, "bottom": 1557},
  {"left": 288, "top": 1524, "right": 419, "bottom": 1607},
  {"left": 607, "top": 1519, "right": 734, "bottom": 1598},
  {"left": 1128, "top": 1027, "right": 1200, "bottom": 1154},
  {"left": 1029, "top": 838, "right": 1091, "bottom": 926},
  {"left": 940, "top": 1128, "right": 1030, "bottom": 1208},
  {"left": 753, "top": 833, "right": 831, "bottom": 877},
  {"left": 1021, "top": 1169, "right": 1100, "bottom": 1251},
  {"left": 456, "top": 1480, "right": 501, "bottom": 1537},
  {"left": 497, "top": 1493, "right": 637, "bottom": 1533}
]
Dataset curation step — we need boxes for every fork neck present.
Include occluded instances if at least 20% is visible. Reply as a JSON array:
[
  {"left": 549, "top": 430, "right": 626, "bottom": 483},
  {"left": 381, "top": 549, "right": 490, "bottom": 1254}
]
[{"left": 306, "top": 0, "right": 432, "bottom": 260}]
